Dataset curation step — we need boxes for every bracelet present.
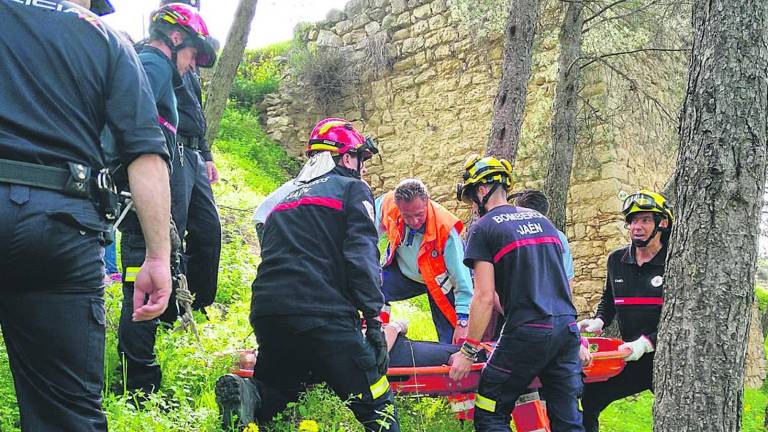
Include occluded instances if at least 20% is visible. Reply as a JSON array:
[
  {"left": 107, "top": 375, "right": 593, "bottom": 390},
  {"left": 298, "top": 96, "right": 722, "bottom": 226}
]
[
  {"left": 464, "top": 338, "right": 480, "bottom": 347},
  {"left": 460, "top": 341, "right": 480, "bottom": 361}
]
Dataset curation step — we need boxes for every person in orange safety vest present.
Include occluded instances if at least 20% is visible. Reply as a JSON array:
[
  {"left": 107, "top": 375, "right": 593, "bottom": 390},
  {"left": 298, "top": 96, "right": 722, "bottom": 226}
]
[{"left": 375, "top": 179, "right": 474, "bottom": 344}]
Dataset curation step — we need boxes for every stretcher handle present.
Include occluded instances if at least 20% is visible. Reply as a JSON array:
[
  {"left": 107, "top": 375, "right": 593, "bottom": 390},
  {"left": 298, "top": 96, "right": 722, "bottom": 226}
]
[
  {"left": 590, "top": 347, "right": 632, "bottom": 360},
  {"left": 386, "top": 348, "right": 632, "bottom": 377},
  {"left": 387, "top": 363, "right": 484, "bottom": 376}
]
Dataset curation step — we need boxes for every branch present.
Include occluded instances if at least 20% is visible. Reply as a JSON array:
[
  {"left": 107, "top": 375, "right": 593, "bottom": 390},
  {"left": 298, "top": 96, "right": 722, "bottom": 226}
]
[
  {"left": 583, "top": 0, "right": 663, "bottom": 33},
  {"left": 579, "top": 47, "right": 689, "bottom": 70},
  {"left": 583, "top": 0, "right": 631, "bottom": 24},
  {"left": 596, "top": 58, "right": 677, "bottom": 123}
]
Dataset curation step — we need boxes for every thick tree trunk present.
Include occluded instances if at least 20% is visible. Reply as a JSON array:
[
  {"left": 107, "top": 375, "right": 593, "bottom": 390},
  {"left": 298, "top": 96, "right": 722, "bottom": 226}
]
[
  {"left": 485, "top": 0, "right": 540, "bottom": 162},
  {"left": 203, "top": 0, "right": 259, "bottom": 145},
  {"left": 542, "top": 0, "right": 582, "bottom": 232},
  {"left": 653, "top": 1, "right": 768, "bottom": 431}
]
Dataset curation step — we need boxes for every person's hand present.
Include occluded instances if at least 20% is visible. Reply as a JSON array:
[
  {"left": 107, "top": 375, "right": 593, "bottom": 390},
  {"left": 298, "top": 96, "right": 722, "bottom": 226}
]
[
  {"left": 619, "top": 336, "right": 654, "bottom": 362},
  {"left": 365, "top": 319, "right": 389, "bottom": 375},
  {"left": 132, "top": 256, "right": 172, "bottom": 321},
  {"left": 577, "top": 318, "right": 604, "bottom": 335},
  {"left": 579, "top": 344, "right": 593, "bottom": 367},
  {"left": 449, "top": 351, "right": 474, "bottom": 381},
  {"left": 206, "top": 161, "right": 219, "bottom": 184},
  {"left": 452, "top": 325, "right": 469, "bottom": 345}
]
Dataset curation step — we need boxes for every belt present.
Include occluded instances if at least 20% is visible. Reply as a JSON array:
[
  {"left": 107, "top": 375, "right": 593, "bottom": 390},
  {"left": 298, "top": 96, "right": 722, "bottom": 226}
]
[
  {"left": 178, "top": 135, "right": 201, "bottom": 150},
  {"left": 0, "top": 158, "right": 121, "bottom": 221},
  {"left": 0, "top": 158, "right": 94, "bottom": 198}
]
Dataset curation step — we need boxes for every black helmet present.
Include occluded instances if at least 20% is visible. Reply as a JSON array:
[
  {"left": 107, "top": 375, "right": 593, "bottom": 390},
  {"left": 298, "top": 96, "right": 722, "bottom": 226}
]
[{"left": 90, "top": 0, "right": 114, "bottom": 15}]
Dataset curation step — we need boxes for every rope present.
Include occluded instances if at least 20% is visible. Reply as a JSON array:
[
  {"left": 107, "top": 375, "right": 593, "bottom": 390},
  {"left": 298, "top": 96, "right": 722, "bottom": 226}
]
[{"left": 173, "top": 273, "right": 201, "bottom": 345}]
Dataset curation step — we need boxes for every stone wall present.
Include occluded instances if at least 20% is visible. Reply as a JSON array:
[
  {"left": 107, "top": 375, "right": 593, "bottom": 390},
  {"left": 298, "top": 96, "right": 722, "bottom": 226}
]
[{"left": 260, "top": 0, "right": 765, "bottom": 385}]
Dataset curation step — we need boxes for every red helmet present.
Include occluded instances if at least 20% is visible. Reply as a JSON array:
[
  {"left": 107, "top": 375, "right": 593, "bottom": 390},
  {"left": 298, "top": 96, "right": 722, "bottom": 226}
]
[
  {"left": 150, "top": 3, "right": 217, "bottom": 68},
  {"left": 306, "top": 118, "right": 377, "bottom": 161}
]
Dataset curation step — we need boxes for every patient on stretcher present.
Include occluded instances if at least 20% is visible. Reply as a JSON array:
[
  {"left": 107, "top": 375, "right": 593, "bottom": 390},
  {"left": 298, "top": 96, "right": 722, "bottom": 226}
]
[
  {"left": 384, "top": 320, "right": 489, "bottom": 367},
  {"left": 234, "top": 320, "right": 489, "bottom": 373}
]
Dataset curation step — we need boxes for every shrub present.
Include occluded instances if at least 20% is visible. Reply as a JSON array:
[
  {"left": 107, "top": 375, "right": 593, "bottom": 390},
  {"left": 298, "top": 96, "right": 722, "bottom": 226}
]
[{"left": 229, "top": 41, "right": 292, "bottom": 110}]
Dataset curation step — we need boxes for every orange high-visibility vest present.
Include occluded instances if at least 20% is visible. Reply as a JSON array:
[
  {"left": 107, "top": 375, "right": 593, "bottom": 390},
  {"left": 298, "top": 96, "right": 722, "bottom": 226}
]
[{"left": 380, "top": 192, "right": 464, "bottom": 327}]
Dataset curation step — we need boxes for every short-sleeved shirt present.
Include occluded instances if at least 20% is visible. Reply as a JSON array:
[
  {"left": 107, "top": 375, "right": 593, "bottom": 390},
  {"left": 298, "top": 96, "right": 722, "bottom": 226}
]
[
  {"left": 0, "top": 0, "right": 168, "bottom": 170},
  {"left": 464, "top": 205, "right": 576, "bottom": 329},
  {"left": 137, "top": 46, "right": 179, "bottom": 154}
]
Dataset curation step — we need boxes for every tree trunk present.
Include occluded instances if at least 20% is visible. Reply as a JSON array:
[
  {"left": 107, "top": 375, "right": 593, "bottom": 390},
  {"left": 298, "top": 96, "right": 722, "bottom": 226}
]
[
  {"left": 542, "top": 0, "right": 582, "bottom": 232},
  {"left": 203, "top": 0, "right": 259, "bottom": 145},
  {"left": 653, "top": 1, "right": 768, "bottom": 430},
  {"left": 485, "top": 0, "right": 540, "bottom": 162}
]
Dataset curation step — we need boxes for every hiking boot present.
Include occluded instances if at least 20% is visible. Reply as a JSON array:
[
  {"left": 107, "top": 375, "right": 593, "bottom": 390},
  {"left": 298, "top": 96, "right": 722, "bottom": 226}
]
[{"left": 216, "top": 374, "right": 261, "bottom": 431}]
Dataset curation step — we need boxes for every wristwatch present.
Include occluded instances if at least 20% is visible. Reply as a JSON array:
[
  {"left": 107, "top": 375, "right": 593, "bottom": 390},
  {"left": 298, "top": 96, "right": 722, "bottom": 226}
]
[{"left": 457, "top": 318, "right": 469, "bottom": 328}]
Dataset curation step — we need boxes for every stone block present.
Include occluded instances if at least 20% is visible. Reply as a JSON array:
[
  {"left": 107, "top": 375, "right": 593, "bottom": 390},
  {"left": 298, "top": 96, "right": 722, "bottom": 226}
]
[
  {"left": 407, "top": 0, "right": 421, "bottom": 9},
  {"left": 428, "top": 14, "right": 446, "bottom": 30},
  {"left": 316, "top": 30, "right": 343, "bottom": 48},
  {"left": 365, "top": 21, "right": 381, "bottom": 35},
  {"left": 434, "top": 44, "right": 452, "bottom": 59},
  {"left": 391, "top": 0, "right": 407, "bottom": 13},
  {"left": 392, "top": 28, "right": 410, "bottom": 41},
  {"left": 413, "top": 3, "right": 432, "bottom": 19},
  {"left": 396, "top": 12, "right": 411, "bottom": 27},
  {"left": 412, "top": 20, "right": 430, "bottom": 36},
  {"left": 402, "top": 36, "right": 425, "bottom": 54},
  {"left": 430, "top": 0, "right": 447, "bottom": 13},
  {"left": 334, "top": 19, "right": 353, "bottom": 35},
  {"left": 369, "top": 8, "right": 388, "bottom": 22},
  {"left": 342, "top": 29, "right": 368, "bottom": 45},
  {"left": 414, "top": 68, "right": 436, "bottom": 84},
  {"left": 378, "top": 125, "right": 396, "bottom": 137},
  {"left": 382, "top": 14, "right": 397, "bottom": 30},
  {"left": 352, "top": 13, "right": 371, "bottom": 29}
]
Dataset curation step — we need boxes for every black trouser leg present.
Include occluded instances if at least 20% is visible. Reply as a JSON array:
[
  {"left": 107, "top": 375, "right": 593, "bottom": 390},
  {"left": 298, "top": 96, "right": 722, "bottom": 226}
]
[
  {"left": 116, "top": 232, "right": 161, "bottom": 394},
  {"left": 475, "top": 317, "right": 583, "bottom": 432},
  {"left": 251, "top": 317, "right": 400, "bottom": 431},
  {"left": 184, "top": 151, "right": 221, "bottom": 309},
  {"left": 0, "top": 185, "right": 108, "bottom": 431},
  {"left": 581, "top": 354, "right": 654, "bottom": 432}
]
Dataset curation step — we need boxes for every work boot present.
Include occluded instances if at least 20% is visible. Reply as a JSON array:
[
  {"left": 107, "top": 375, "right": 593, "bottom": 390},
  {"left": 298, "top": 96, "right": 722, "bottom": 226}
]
[{"left": 216, "top": 374, "right": 261, "bottom": 431}]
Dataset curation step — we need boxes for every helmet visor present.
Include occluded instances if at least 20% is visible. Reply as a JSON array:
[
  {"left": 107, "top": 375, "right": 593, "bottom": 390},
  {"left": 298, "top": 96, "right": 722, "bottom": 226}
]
[
  {"left": 195, "top": 35, "right": 218, "bottom": 68},
  {"left": 356, "top": 136, "right": 379, "bottom": 161},
  {"left": 622, "top": 193, "right": 661, "bottom": 214},
  {"left": 456, "top": 183, "right": 475, "bottom": 204}
]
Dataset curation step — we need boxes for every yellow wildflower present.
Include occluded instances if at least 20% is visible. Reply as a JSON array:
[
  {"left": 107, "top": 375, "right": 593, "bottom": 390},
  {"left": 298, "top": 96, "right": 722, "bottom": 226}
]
[
  {"left": 243, "top": 423, "right": 260, "bottom": 432},
  {"left": 298, "top": 419, "right": 319, "bottom": 432}
]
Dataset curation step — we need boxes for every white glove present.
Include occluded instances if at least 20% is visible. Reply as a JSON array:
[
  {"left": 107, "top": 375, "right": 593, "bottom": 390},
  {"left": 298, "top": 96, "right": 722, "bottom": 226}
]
[
  {"left": 619, "top": 336, "right": 654, "bottom": 362},
  {"left": 577, "top": 318, "right": 604, "bottom": 335}
]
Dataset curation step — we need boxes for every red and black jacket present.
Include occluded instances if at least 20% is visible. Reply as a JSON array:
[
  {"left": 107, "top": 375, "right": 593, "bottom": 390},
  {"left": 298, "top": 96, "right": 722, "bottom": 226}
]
[
  {"left": 250, "top": 166, "right": 383, "bottom": 321},
  {"left": 596, "top": 245, "right": 666, "bottom": 346}
]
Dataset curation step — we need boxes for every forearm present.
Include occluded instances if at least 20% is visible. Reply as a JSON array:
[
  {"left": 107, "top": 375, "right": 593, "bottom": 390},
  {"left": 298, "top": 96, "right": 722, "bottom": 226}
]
[
  {"left": 466, "top": 289, "right": 495, "bottom": 341},
  {"left": 127, "top": 154, "right": 171, "bottom": 259}
]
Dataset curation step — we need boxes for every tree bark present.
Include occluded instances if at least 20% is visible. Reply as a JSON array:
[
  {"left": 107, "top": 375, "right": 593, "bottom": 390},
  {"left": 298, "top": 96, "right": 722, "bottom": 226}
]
[
  {"left": 203, "top": 0, "right": 259, "bottom": 145},
  {"left": 485, "top": 0, "right": 540, "bottom": 162},
  {"left": 542, "top": 0, "right": 582, "bottom": 232},
  {"left": 653, "top": 1, "right": 768, "bottom": 430}
]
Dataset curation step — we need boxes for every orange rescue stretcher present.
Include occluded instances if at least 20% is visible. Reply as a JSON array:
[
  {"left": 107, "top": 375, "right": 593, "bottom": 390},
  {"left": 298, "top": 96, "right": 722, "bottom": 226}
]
[
  {"left": 386, "top": 337, "right": 630, "bottom": 431},
  {"left": 234, "top": 337, "right": 630, "bottom": 432}
]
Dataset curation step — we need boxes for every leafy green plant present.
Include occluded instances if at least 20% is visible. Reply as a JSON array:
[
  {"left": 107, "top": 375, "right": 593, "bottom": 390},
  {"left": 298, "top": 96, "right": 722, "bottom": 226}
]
[{"left": 230, "top": 41, "right": 292, "bottom": 110}]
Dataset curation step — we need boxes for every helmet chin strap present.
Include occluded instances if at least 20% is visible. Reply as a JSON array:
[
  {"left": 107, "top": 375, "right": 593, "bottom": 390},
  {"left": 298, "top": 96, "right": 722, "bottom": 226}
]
[{"left": 472, "top": 183, "right": 499, "bottom": 216}]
